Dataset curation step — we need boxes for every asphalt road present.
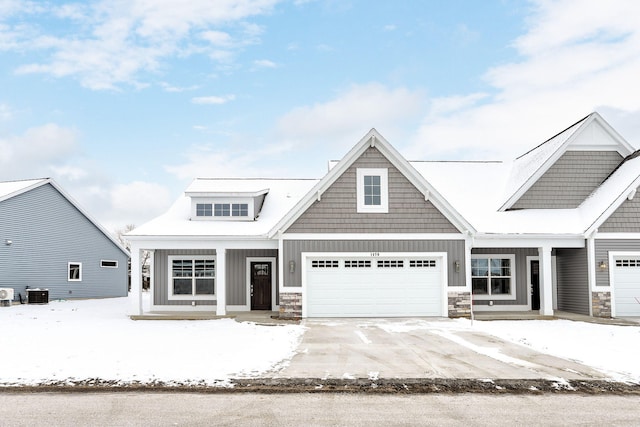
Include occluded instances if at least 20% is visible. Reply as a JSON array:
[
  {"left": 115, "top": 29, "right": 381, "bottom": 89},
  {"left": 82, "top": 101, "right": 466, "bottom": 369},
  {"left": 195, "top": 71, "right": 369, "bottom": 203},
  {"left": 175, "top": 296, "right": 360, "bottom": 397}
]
[{"left": 1, "top": 392, "right": 639, "bottom": 426}]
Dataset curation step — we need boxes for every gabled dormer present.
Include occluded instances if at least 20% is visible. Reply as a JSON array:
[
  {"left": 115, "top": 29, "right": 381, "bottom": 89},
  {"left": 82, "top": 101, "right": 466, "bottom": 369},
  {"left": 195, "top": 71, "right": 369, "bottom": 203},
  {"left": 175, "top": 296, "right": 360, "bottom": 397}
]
[{"left": 185, "top": 178, "right": 268, "bottom": 221}]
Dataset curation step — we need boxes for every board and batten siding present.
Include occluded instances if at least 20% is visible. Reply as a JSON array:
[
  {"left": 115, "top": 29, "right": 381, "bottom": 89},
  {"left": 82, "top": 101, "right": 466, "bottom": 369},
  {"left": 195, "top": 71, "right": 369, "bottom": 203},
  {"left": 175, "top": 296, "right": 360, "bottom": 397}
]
[
  {"left": 599, "top": 187, "right": 640, "bottom": 232},
  {"left": 555, "top": 247, "right": 589, "bottom": 315},
  {"left": 594, "top": 239, "right": 640, "bottom": 287},
  {"left": 153, "top": 249, "right": 216, "bottom": 306},
  {"left": 285, "top": 147, "right": 460, "bottom": 233},
  {"left": 511, "top": 151, "right": 623, "bottom": 209},
  {"left": 226, "top": 249, "right": 278, "bottom": 306},
  {"left": 283, "top": 239, "right": 465, "bottom": 288},
  {"left": 0, "top": 183, "right": 128, "bottom": 301},
  {"left": 471, "top": 248, "right": 537, "bottom": 306}
]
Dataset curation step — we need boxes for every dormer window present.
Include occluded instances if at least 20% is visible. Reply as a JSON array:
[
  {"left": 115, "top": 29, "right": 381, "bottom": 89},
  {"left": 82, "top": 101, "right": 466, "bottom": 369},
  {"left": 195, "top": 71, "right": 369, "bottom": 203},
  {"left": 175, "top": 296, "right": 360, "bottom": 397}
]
[
  {"left": 356, "top": 168, "right": 388, "bottom": 213},
  {"left": 214, "top": 203, "right": 248, "bottom": 217},
  {"left": 196, "top": 203, "right": 213, "bottom": 217},
  {"left": 186, "top": 181, "right": 268, "bottom": 221}
]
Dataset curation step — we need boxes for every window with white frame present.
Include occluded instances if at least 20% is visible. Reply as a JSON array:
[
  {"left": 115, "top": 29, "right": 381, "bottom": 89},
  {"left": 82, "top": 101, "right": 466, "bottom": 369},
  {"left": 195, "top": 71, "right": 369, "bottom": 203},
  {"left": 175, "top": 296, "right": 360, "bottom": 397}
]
[
  {"left": 68, "top": 262, "right": 82, "bottom": 281},
  {"left": 168, "top": 256, "right": 215, "bottom": 299},
  {"left": 471, "top": 255, "right": 515, "bottom": 299},
  {"left": 356, "top": 168, "right": 388, "bottom": 213},
  {"left": 100, "top": 260, "right": 118, "bottom": 268},
  {"left": 213, "top": 203, "right": 248, "bottom": 217},
  {"left": 196, "top": 203, "right": 212, "bottom": 217}
]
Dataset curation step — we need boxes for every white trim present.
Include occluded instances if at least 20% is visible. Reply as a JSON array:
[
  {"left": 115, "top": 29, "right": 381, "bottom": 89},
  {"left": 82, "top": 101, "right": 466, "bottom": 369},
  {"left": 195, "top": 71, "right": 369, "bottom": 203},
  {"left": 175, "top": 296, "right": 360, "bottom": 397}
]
[
  {"left": 356, "top": 168, "right": 388, "bottom": 213},
  {"left": 167, "top": 255, "right": 216, "bottom": 301},
  {"left": 246, "top": 257, "right": 277, "bottom": 311},
  {"left": 470, "top": 254, "right": 517, "bottom": 301},
  {"left": 123, "top": 238, "right": 277, "bottom": 249},
  {"left": 594, "top": 233, "right": 640, "bottom": 240},
  {"left": 585, "top": 175, "right": 640, "bottom": 235},
  {"left": 191, "top": 198, "right": 255, "bottom": 221},
  {"left": 68, "top": 262, "right": 82, "bottom": 282},
  {"left": 281, "top": 233, "right": 466, "bottom": 240},
  {"left": 149, "top": 304, "right": 216, "bottom": 312},
  {"left": 473, "top": 304, "right": 532, "bottom": 312},
  {"left": 100, "top": 260, "right": 118, "bottom": 268},
  {"left": 300, "top": 251, "right": 448, "bottom": 318},
  {"left": 607, "top": 251, "right": 640, "bottom": 317},
  {"left": 473, "top": 236, "right": 585, "bottom": 248}
]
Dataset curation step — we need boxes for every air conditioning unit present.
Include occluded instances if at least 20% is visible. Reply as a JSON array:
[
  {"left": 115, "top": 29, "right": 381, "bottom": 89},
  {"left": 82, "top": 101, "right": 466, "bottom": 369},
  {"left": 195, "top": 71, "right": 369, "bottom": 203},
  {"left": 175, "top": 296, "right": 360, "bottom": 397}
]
[
  {"left": 0, "top": 288, "right": 14, "bottom": 307},
  {"left": 27, "top": 289, "right": 49, "bottom": 304}
]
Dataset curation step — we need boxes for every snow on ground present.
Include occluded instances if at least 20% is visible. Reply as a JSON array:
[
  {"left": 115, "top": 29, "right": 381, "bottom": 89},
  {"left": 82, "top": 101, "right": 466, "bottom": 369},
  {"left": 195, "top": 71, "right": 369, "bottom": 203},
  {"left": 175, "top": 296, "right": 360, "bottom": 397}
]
[{"left": 0, "top": 295, "right": 305, "bottom": 386}]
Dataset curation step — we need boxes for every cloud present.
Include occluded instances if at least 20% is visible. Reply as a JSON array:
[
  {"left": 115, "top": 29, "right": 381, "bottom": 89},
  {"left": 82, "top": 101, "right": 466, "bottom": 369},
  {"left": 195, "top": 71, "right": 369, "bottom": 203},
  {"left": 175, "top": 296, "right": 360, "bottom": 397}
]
[
  {"left": 404, "top": 0, "right": 640, "bottom": 160},
  {"left": 2, "top": 0, "right": 280, "bottom": 89},
  {"left": 0, "top": 103, "right": 12, "bottom": 121},
  {"left": 106, "top": 181, "right": 172, "bottom": 229},
  {"left": 191, "top": 94, "right": 236, "bottom": 105},
  {"left": 253, "top": 59, "right": 277, "bottom": 68}
]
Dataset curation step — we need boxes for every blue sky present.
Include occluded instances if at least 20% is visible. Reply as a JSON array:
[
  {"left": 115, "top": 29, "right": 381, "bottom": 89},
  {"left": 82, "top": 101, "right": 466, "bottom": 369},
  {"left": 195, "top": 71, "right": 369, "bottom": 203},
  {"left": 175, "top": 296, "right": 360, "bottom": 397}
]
[{"left": 1, "top": 0, "right": 640, "bottom": 232}]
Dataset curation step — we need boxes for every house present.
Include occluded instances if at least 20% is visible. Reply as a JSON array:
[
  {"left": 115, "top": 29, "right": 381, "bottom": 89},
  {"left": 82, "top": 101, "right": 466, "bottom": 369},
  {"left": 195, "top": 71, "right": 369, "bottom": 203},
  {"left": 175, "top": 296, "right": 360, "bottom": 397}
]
[
  {"left": 0, "top": 178, "right": 130, "bottom": 302},
  {"left": 127, "top": 112, "right": 640, "bottom": 319}
]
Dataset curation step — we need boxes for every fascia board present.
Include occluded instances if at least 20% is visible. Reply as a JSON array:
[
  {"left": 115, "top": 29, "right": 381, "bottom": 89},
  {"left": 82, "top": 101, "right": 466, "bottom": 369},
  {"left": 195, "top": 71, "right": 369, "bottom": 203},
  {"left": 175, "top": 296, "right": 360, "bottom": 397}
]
[
  {"left": 185, "top": 189, "right": 270, "bottom": 198},
  {"left": 584, "top": 174, "right": 640, "bottom": 235},
  {"left": 0, "top": 178, "right": 49, "bottom": 204},
  {"left": 591, "top": 112, "right": 635, "bottom": 155}
]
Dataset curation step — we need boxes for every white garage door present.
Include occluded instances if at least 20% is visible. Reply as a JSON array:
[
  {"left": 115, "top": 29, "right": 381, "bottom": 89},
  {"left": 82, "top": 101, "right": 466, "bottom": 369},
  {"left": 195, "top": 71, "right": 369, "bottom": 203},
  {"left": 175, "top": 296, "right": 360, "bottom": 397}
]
[
  {"left": 613, "top": 257, "right": 640, "bottom": 317},
  {"left": 305, "top": 255, "right": 444, "bottom": 317}
]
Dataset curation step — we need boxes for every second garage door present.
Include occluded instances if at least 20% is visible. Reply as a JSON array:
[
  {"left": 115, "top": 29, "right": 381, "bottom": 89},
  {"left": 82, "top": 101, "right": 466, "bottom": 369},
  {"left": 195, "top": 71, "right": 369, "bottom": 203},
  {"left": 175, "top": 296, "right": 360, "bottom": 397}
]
[
  {"left": 305, "top": 254, "right": 444, "bottom": 317},
  {"left": 612, "top": 257, "right": 640, "bottom": 317}
]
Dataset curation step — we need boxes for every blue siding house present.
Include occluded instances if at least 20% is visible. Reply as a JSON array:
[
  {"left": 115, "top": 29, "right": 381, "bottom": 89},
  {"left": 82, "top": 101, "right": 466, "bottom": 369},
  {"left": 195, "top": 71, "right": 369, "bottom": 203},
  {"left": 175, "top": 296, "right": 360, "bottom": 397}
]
[{"left": 0, "top": 178, "right": 129, "bottom": 302}]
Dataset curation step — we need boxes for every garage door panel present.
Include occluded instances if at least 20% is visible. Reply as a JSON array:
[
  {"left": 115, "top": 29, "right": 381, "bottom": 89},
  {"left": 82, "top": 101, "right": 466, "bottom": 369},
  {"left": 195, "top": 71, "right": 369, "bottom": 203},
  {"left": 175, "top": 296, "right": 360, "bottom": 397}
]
[
  {"left": 613, "top": 257, "right": 640, "bottom": 317},
  {"left": 306, "top": 255, "right": 443, "bottom": 317}
]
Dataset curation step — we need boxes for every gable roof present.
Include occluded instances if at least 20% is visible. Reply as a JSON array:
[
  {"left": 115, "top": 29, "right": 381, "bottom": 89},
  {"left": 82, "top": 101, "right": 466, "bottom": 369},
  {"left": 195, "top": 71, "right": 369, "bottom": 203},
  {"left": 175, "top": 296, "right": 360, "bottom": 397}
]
[
  {"left": 499, "top": 112, "right": 635, "bottom": 211},
  {"left": 269, "top": 129, "right": 475, "bottom": 237},
  {"left": 0, "top": 178, "right": 130, "bottom": 257}
]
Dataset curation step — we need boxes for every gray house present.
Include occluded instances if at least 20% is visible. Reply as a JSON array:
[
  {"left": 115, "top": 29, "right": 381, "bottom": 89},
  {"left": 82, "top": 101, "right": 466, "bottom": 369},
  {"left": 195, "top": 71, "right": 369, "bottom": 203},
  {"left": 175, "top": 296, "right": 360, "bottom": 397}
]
[
  {"left": 128, "top": 112, "right": 640, "bottom": 319},
  {"left": 0, "top": 178, "right": 129, "bottom": 302}
]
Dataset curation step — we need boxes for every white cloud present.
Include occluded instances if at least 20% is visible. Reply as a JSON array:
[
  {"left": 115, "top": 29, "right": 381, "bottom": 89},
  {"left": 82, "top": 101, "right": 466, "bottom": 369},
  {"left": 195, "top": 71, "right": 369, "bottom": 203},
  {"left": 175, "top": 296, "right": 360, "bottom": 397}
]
[
  {"left": 191, "top": 94, "right": 236, "bottom": 105},
  {"left": 404, "top": 0, "right": 640, "bottom": 160},
  {"left": 0, "top": 103, "right": 12, "bottom": 121},
  {"left": 107, "top": 181, "right": 172, "bottom": 228},
  {"left": 253, "top": 59, "right": 277, "bottom": 68}
]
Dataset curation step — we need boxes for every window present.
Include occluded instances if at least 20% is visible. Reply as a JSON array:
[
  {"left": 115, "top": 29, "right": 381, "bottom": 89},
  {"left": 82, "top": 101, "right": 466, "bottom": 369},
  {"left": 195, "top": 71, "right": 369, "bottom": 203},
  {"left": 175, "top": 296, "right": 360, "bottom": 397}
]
[
  {"left": 232, "top": 203, "right": 248, "bottom": 216},
  {"left": 410, "top": 260, "right": 436, "bottom": 268},
  {"left": 616, "top": 259, "right": 640, "bottom": 267},
  {"left": 168, "top": 257, "right": 215, "bottom": 299},
  {"left": 100, "top": 260, "right": 118, "bottom": 268},
  {"left": 196, "top": 203, "right": 212, "bottom": 217},
  {"left": 311, "top": 260, "right": 339, "bottom": 268},
  {"left": 377, "top": 260, "right": 404, "bottom": 268},
  {"left": 68, "top": 262, "right": 82, "bottom": 281},
  {"left": 213, "top": 203, "right": 249, "bottom": 217},
  {"left": 356, "top": 168, "right": 388, "bottom": 213},
  {"left": 214, "top": 203, "right": 230, "bottom": 217},
  {"left": 344, "top": 260, "right": 372, "bottom": 268},
  {"left": 471, "top": 256, "right": 515, "bottom": 299}
]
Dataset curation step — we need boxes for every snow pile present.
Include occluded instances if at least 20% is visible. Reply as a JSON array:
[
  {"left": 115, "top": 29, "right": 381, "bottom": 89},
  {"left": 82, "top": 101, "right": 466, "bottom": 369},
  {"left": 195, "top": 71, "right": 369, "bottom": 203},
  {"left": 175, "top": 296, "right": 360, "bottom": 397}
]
[{"left": 0, "top": 296, "right": 304, "bottom": 386}]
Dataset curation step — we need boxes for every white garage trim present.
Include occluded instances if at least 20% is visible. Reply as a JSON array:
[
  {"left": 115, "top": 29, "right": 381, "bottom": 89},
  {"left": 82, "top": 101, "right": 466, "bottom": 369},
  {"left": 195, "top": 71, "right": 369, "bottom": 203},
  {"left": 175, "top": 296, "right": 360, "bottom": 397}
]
[
  {"left": 301, "top": 251, "right": 448, "bottom": 318},
  {"left": 609, "top": 251, "right": 640, "bottom": 317}
]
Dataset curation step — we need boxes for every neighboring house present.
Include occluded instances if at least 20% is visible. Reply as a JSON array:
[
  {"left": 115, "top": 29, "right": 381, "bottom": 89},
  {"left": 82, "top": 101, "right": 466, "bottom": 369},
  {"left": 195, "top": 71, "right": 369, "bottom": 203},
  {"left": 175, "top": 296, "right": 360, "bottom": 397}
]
[
  {"left": 0, "top": 178, "right": 130, "bottom": 302},
  {"left": 128, "top": 112, "right": 640, "bottom": 319}
]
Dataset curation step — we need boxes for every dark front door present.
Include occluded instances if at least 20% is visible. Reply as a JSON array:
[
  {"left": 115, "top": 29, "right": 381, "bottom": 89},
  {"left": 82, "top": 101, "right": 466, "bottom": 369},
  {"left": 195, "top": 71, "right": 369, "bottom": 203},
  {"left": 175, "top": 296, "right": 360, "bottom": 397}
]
[
  {"left": 531, "top": 260, "right": 540, "bottom": 311},
  {"left": 251, "top": 262, "right": 272, "bottom": 310}
]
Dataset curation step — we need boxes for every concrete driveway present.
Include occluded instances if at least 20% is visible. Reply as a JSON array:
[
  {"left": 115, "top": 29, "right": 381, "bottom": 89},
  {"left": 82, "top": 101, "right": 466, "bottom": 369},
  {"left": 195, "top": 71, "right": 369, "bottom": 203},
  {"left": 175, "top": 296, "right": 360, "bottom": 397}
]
[{"left": 273, "top": 318, "right": 606, "bottom": 380}]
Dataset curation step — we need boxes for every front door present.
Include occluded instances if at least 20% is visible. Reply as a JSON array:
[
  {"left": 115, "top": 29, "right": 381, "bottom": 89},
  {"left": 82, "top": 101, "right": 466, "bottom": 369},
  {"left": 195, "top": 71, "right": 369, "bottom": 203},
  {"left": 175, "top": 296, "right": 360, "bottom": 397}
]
[
  {"left": 251, "top": 262, "right": 272, "bottom": 310},
  {"left": 530, "top": 260, "right": 540, "bottom": 310}
]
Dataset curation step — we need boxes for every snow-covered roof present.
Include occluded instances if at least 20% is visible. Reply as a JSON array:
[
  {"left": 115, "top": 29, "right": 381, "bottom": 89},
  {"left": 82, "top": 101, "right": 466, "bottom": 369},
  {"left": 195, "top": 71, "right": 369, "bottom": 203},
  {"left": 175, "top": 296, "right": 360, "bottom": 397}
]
[
  {"left": 128, "top": 178, "right": 319, "bottom": 238},
  {"left": 0, "top": 178, "right": 48, "bottom": 202},
  {"left": 185, "top": 178, "right": 270, "bottom": 197}
]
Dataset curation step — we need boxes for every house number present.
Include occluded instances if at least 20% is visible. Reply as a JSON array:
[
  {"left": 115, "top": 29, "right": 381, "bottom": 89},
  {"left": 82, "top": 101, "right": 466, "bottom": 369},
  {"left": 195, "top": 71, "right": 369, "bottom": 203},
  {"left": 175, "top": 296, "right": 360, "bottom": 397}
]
[{"left": 370, "top": 252, "right": 380, "bottom": 257}]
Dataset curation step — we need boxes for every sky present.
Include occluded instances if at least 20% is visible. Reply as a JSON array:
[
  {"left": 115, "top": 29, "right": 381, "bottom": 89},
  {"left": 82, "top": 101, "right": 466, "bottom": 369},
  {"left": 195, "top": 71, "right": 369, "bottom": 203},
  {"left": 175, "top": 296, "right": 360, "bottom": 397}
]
[{"left": 1, "top": 0, "right": 640, "bottom": 233}]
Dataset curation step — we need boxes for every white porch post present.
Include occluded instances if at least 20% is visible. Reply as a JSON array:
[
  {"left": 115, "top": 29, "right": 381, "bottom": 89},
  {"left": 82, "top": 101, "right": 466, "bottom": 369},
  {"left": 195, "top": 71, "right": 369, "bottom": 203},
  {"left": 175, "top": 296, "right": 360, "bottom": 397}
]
[
  {"left": 216, "top": 248, "right": 227, "bottom": 316},
  {"left": 538, "top": 245, "right": 554, "bottom": 316},
  {"left": 129, "top": 243, "right": 143, "bottom": 316}
]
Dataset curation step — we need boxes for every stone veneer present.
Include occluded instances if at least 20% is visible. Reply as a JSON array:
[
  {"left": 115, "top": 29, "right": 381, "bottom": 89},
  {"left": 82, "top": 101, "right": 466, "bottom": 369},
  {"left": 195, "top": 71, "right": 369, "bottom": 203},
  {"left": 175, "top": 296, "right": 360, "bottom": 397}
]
[
  {"left": 592, "top": 291, "right": 612, "bottom": 318},
  {"left": 448, "top": 291, "right": 471, "bottom": 318},
  {"left": 279, "top": 292, "right": 302, "bottom": 319}
]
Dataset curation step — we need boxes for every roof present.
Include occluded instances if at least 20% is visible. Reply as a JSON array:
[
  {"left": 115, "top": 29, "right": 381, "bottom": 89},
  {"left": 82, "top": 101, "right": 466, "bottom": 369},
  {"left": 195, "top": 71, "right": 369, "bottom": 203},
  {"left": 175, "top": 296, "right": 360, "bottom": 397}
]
[
  {"left": 127, "top": 178, "right": 319, "bottom": 238},
  {"left": 0, "top": 178, "right": 130, "bottom": 257}
]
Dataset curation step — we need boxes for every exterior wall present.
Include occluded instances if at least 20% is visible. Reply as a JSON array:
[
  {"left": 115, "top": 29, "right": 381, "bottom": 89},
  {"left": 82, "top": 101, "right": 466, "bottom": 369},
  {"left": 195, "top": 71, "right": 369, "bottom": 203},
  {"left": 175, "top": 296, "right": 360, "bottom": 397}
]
[
  {"left": 511, "top": 151, "right": 622, "bottom": 209},
  {"left": 555, "top": 247, "right": 590, "bottom": 315},
  {"left": 448, "top": 291, "right": 471, "bottom": 318},
  {"left": 153, "top": 249, "right": 216, "bottom": 306},
  {"left": 594, "top": 239, "right": 640, "bottom": 286},
  {"left": 226, "top": 249, "right": 278, "bottom": 306},
  {"left": 0, "top": 183, "right": 128, "bottom": 301},
  {"left": 279, "top": 292, "right": 302, "bottom": 319},
  {"left": 592, "top": 291, "right": 612, "bottom": 318},
  {"left": 471, "top": 248, "right": 537, "bottom": 306},
  {"left": 283, "top": 239, "right": 466, "bottom": 288},
  {"left": 286, "top": 147, "right": 460, "bottom": 233},
  {"left": 599, "top": 187, "right": 640, "bottom": 232}
]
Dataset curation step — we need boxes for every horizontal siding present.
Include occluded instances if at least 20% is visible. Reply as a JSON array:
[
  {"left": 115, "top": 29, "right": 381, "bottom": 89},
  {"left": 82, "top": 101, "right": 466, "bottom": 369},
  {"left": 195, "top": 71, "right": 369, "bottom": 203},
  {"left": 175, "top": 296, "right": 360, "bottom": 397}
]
[
  {"left": 471, "top": 248, "right": 537, "bottom": 306},
  {"left": 226, "top": 249, "right": 278, "bottom": 306},
  {"left": 595, "top": 239, "right": 640, "bottom": 287},
  {"left": 599, "top": 187, "right": 640, "bottom": 232},
  {"left": 512, "top": 151, "right": 622, "bottom": 209},
  {"left": 0, "top": 183, "right": 128, "bottom": 301},
  {"left": 154, "top": 249, "right": 216, "bottom": 306},
  {"left": 283, "top": 239, "right": 466, "bottom": 288},
  {"left": 555, "top": 247, "right": 589, "bottom": 315},
  {"left": 286, "top": 147, "right": 460, "bottom": 233}
]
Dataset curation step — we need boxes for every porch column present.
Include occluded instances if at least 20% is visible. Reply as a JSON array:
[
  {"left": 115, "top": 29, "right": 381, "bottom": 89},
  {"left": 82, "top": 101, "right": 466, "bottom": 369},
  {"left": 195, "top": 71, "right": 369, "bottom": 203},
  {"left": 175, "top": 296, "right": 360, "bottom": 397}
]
[
  {"left": 216, "top": 248, "right": 226, "bottom": 316},
  {"left": 538, "top": 245, "right": 554, "bottom": 316},
  {"left": 129, "top": 244, "right": 143, "bottom": 316}
]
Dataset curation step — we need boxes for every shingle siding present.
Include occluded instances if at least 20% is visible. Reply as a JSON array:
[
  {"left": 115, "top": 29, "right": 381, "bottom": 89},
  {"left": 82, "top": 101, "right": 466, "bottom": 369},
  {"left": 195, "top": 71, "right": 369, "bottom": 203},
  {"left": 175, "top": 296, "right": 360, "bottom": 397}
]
[
  {"left": 286, "top": 147, "right": 460, "bottom": 233},
  {"left": 511, "top": 151, "right": 623, "bottom": 209},
  {"left": 599, "top": 187, "right": 640, "bottom": 232},
  {"left": 0, "top": 183, "right": 128, "bottom": 301},
  {"left": 555, "top": 247, "right": 589, "bottom": 315},
  {"left": 594, "top": 239, "right": 640, "bottom": 287}
]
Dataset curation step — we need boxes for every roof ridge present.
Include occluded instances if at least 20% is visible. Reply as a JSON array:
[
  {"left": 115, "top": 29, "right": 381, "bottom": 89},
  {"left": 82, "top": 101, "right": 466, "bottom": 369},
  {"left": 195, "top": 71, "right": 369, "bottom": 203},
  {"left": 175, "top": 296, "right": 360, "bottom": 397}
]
[{"left": 515, "top": 113, "right": 592, "bottom": 160}]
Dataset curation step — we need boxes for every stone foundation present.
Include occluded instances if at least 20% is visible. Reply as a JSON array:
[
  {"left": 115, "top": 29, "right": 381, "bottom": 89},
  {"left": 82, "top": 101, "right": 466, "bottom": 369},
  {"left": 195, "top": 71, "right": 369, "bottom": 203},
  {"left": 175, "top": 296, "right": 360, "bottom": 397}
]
[
  {"left": 448, "top": 291, "right": 471, "bottom": 318},
  {"left": 279, "top": 292, "right": 302, "bottom": 319},
  {"left": 592, "top": 291, "right": 612, "bottom": 318}
]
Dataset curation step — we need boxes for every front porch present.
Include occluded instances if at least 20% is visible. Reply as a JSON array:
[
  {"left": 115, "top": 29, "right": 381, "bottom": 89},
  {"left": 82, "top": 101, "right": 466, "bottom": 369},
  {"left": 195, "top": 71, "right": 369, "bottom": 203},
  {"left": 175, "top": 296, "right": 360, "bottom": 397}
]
[{"left": 129, "top": 309, "right": 293, "bottom": 324}]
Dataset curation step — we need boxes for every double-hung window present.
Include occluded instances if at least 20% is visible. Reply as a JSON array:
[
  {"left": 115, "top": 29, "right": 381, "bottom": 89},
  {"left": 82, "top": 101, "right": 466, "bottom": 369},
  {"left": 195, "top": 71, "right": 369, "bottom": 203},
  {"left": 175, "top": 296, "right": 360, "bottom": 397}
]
[
  {"left": 169, "top": 256, "right": 215, "bottom": 299},
  {"left": 471, "top": 255, "right": 515, "bottom": 299},
  {"left": 356, "top": 168, "right": 388, "bottom": 213},
  {"left": 196, "top": 203, "right": 213, "bottom": 217}
]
